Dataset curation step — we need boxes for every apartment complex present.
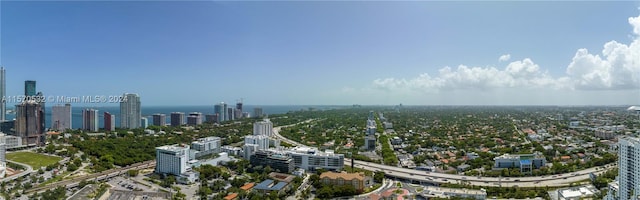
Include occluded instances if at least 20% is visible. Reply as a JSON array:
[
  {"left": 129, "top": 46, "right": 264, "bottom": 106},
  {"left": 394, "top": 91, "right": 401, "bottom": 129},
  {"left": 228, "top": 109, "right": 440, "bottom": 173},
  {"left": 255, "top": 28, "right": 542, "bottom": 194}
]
[
  {"left": 287, "top": 147, "right": 344, "bottom": 171},
  {"left": 320, "top": 171, "right": 372, "bottom": 191}
]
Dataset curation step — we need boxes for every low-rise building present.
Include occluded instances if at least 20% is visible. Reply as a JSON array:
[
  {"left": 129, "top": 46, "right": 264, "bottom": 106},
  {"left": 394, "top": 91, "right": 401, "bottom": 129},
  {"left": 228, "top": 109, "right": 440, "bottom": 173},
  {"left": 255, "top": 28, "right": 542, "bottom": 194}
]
[
  {"left": 250, "top": 150, "right": 295, "bottom": 173},
  {"left": 319, "top": 171, "right": 373, "bottom": 191},
  {"left": 254, "top": 179, "right": 291, "bottom": 195},
  {"left": 555, "top": 184, "right": 599, "bottom": 200},
  {"left": 493, "top": 152, "right": 546, "bottom": 173}
]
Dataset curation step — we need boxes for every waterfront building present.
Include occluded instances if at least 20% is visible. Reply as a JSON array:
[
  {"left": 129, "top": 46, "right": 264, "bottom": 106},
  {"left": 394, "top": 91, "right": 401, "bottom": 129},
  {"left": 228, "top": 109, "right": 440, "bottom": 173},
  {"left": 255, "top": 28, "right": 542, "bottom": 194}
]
[
  {"left": 493, "top": 152, "right": 546, "bottom": 173},
  {"left": 152, "top": 114, "right": 166, "bottom": 126},
  {"left": 170, "top": 112, "right": 185, "bottom": 127},
  {"left": 254, "top": 107, "right": 263, "bottom": 118},
  {"left": 204, "top": 114, "right": 217, "bottom": 123},
  {"left": 51, "top": 104, "right": 72, "bottom": 131},
  {"left": 15, "top": 101, "right": 44, "bottom": 146},
  {"left": 141, "top": 117, "right": 148, "bottom": 129},
  {"left": 214, "top": 102, "right": 227, "bottom": 122},
  {"left": 104, "top": 112, "right": 115, "bottom": 131},
  {"left": 82, "top": 108, "right": 99, "bottom": 132},
  {"left": 187, "top": 112, "right": 203, "bottom": 126},
  {"left": 120, "top": 93, "right": 141, "bottom": 129}
]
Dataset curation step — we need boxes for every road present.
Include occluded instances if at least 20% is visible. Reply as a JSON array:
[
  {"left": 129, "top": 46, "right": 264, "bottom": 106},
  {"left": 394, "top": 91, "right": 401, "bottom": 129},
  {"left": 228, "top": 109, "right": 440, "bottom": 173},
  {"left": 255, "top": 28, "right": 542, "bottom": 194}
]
[
  {"left": 1, "top": 161, "right": 33, "bottom": 183},
  {"left": 24, "top": 160, "right": 155, "bottom": 194},
  {"left": 274, "top": 123, "right": 615, "bottom": 187}
]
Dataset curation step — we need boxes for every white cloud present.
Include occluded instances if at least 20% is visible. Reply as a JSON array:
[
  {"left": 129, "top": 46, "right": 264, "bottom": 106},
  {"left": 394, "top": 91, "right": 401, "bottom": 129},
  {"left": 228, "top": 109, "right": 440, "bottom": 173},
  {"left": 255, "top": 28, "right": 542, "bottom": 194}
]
[
  {"left": 498, "top": 54, "right": 511, "bottom": 62},
  {"left": 566, "top": 15, "right": 640, "bottom": 90},
  {"left": 370, "top": 14, "right": 640, "bottom": 93}
]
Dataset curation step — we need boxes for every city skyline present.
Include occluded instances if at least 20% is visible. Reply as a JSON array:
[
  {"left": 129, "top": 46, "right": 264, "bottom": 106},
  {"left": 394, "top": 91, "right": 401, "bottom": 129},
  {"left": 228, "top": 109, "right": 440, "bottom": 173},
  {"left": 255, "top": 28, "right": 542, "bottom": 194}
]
[{"left": 1, "top": 1, "right": 639, "bottom": 105}]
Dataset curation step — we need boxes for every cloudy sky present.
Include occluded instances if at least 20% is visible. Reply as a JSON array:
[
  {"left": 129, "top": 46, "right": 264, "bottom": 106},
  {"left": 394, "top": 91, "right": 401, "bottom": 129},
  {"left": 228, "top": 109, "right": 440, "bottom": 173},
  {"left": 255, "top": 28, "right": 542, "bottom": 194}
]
[{"left": 1, "top": 1, "right": 639, "bottom": 105}]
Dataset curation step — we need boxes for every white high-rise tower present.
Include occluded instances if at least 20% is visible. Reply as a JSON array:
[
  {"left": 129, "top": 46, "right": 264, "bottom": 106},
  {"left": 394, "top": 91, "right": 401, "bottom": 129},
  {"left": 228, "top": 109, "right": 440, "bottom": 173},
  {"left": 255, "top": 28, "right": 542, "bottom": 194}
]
[{"left": 120, "top": 93, "right": 141, "bottom": 129}]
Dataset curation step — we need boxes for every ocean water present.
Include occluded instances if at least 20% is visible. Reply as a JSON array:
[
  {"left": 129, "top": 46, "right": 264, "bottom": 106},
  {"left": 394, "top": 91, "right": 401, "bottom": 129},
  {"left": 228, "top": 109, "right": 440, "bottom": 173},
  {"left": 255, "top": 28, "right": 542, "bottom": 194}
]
[{"left": 6, "top": 105, "right": 332, "bottom": 130}]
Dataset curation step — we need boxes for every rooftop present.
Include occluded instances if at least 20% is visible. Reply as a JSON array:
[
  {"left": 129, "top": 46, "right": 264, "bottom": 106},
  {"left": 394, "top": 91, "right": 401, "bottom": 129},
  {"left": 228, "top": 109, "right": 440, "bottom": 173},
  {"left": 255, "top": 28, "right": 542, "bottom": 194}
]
[
  {"left": 240, "top": 183, "right": 255, "bottom": 191},
  {"left": 254, "top": 179, "right": 288, "bottom": 191},
  {"left": 156, "top": 144, "right": 189, "bottom": 152}
]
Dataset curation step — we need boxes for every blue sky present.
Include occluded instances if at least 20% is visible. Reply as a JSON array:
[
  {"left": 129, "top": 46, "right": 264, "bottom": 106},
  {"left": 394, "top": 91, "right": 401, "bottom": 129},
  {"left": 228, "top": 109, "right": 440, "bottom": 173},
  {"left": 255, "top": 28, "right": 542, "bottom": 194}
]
[{"left": 1, "top": 1, "right": 639, "bottom": 105}]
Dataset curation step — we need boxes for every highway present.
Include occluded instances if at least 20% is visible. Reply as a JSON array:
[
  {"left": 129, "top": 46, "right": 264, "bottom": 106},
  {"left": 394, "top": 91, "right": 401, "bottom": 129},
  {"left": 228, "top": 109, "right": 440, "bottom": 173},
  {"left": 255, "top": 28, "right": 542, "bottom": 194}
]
[
  {"left": 272, "top": 124, "right": 615, "bottom": 187},
  {"left": 1, "top": 161, "right": 33, "bottom": 183},
  {"left": 24, "top": 160, "right": 155, "bottom": 194}
]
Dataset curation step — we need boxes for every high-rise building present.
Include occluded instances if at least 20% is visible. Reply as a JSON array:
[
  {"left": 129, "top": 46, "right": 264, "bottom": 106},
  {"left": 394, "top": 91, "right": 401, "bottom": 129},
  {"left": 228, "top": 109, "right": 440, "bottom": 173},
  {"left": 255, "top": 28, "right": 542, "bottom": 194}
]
[
  {"left": 214, "top": 102, "right": 227, "bottom": 123},
  {"left": 187, "top": 112, "right": 202, "bottom": 126},
  {"left": 204, "top": 114, "right": 217, "bottom": 123},
  {"left": 0, "top": 133, "right": 5, "bottom": 178},
  {"left": 15, "top": 101, "right": 44, "bottom": 146},
  {"left": 254, "top": 107, "right": 263, "bottom": 118},
  {"left": 51, "top": 104, "right": 72, "bottom": 131},
  {"left": 253, "top": 119, "right": 273, "bottom": 136},
  {"left": 235, "top": 101, "right": 243, "bottom": 119},
  {"left": 24, "top": 80, "right": 36, "bottom": 97},
  {"left": 120, "top": 93, "right": 141, "bottom": 129},
  {"left": 104, "top": 112, "right": 115, "bottom": 131},
  {"left": 170, "top": 112, "right": 185, "bottom": 127},
  {"left": 152, "top": 114, "right": 166, "bottom": 126},
  {"left": 244, "top": 135, "right": 270, "bottom": 150},
  {"left": 227, "top": 107, "right": 235, "bottom": 121},
  {"left": 155, "top": 144, "right": 190, "bottom": 176},
  {"left": 616, "top": 136, "right": 640, "bottom": 200},
  {"left": 0, "top": 67, "right": 5, "bottom": 121},
  {"left": 191, "top": 137, "right": 221, "bottom": 158},
  {"left": 82, "top": 109, "right": 99, "bottom": 132},
  {"left": 141, "top": 117, "right": 148, "bottom": 129}
]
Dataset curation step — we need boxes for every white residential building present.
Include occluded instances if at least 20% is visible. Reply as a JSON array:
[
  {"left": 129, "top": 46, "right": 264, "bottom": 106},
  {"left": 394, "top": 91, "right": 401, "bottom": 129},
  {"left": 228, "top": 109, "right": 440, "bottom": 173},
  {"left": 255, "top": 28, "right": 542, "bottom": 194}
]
[
  {"left": 286, "top": 147, "right": 344, "bottom": 171},
  {"left": 190, "top": 137, "right": 221, "bottom": 159},
  {"left": 616, "top": 136, "right": 640, "bottom": 200},
  {"left": 555, "top": 185, "right": 598, "bottom": 200},
  {"left": 243, "top": 144, "right": 259, "bottom": 159},
  {"left": 155, "top": 144, "right": 190, "bottom": 176},
  {"left": 120, "top": 93, "right": 141, "bottom": 129},
  {"left": 245, "top": 135, "right": 270, "bottom": 150},
  {"left": 82, "top": 109, "right": 99, "bottom": 132},
  {"left": 253, "top": 119, "right": 273, "bottom": 136},
  {"left": 51, "top": 104, "right": 72, "bottom": 131}
]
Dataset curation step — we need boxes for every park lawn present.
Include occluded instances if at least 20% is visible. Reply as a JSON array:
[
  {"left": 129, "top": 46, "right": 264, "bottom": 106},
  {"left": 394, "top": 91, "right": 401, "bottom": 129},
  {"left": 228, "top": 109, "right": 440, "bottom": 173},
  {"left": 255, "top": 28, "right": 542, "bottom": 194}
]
[{"left": 6, "top": 152, "right": 62, "bottom": 169}]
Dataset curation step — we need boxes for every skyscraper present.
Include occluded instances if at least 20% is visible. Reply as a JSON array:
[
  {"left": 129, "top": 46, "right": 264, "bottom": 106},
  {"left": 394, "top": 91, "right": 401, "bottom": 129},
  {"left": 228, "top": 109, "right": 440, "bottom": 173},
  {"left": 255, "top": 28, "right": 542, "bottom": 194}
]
[
  {"left": 152, "top": 114, "right": 166, "bottom": 126},
  {"left": 235, "top": 101, "right": 243, "bottom": 119},
  {"left": 187, "top": 112, "right": 202, "bottom": 126},
  {"left": 227, "top": 107, "right": 235, "bottom": 121},
  {"left": 170, "top": 112, "right": 185, "bottom": 127},
  {"left": 141, "top": 117, "right": 149, "bottom": 129},
  {"left": 15, "top": 101, "right": 44, "bottom": 146},
  {"left": 0, "top": 67, "right": 5, "bottom": 121},
  {"left": 120, "top": 93, "right": 141, "bottom": 129},
  {"left": 254, "top": 107, "right": 263, "bottom": 118},
  {"left": 104, "top": 112, "right": 115, "bottom": 131},
  {"left": 214, "top": 102, "right": 227, "bottom": 123},
  {"left": 616, "top": 136, "right": 640, "bottom": 200},
  {"left": 253, "top": 119, "right": 273, "bottom": 136},
  {"left": 51, "top": 104, "right": 72, "bottom": 131},
  {"left": 24, "top": 80, "right": 36, "bottom": 97},
  {"left": 82, "top": 109, "right": 99, "bottom": 132}
]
